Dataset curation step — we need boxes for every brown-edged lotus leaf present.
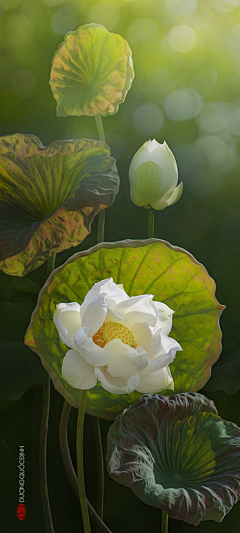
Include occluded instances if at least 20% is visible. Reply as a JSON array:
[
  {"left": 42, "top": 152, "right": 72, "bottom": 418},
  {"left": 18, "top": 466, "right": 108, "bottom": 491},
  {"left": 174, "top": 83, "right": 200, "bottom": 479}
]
[
  {"left": 49, "top": 23, "right": 134, "bottom": 117},
  {"left": 0, "top": 134, "right": 119, "bottom": 276},
  {"left": 24, "top": 240, "right": 224, "bottom": 419},
  {"left": 106, "top": 392, "right": 240, "bottom": 526}
]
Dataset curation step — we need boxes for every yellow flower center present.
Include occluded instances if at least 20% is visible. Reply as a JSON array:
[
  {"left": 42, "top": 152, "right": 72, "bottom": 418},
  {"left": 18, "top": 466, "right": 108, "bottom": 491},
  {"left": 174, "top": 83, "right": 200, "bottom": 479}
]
[{"left": 92, "top": 321, "right": 137, "bottom": 349}]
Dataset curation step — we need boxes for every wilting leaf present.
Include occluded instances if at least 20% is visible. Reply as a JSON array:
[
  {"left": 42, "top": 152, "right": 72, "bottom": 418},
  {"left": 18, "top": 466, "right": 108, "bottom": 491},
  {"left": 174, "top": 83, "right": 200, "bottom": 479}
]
[
  {"left": 25, "top": 240, "right": 224, "bottom": 419},
  {"left": 50, "top": 23, "right": 134, "bottom": 117},
  {"left": 0, "top": 134, "right": 119, "bottom": 276},
  {"left": 0, "top": 342, "right": 43, "bottom": 401},
  {"left": 106, "top": 392, "right": 240, "bottom": 526}
]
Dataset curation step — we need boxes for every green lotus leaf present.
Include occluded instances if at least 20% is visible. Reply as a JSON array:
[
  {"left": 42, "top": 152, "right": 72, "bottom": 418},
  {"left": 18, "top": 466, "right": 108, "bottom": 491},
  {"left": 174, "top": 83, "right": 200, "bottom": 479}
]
[
  {"left": 106, "top": 392, "right": 240, "bottom": 526},
  {"left": 49, "top": 23, "right": 134, "bottom": 117},
  {"left": 24, "top": 240, "right": 224, "bottom": 419},
  {"left": 0, "top": 134, "right": 119, "bottom": 276}
]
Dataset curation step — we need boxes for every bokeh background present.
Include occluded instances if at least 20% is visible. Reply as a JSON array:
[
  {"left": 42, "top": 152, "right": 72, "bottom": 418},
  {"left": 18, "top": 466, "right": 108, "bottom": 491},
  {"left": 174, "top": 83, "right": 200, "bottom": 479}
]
[{"left": 0, "top": 0, "right": 240, "bottom": 532}]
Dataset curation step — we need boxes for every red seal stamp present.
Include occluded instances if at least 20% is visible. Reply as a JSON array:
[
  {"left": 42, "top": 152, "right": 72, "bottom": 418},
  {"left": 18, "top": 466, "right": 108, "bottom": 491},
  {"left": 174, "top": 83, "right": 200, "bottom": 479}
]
[{"left": 17, "top": 504, "right": 26, "bottom": 520}]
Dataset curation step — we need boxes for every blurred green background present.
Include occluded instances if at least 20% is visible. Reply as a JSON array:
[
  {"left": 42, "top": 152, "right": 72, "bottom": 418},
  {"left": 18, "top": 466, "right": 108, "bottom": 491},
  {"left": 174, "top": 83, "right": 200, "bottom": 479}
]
[{"left": 0, "top": 0, "right": 240, "bottom": 532}]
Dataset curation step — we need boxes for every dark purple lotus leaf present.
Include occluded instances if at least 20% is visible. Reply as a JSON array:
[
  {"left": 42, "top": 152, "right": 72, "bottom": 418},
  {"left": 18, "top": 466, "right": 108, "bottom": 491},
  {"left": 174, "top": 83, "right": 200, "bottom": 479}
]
[
  {"left": 0, "top": 134, "right": 119, "bottom": 276},
  {"left": 106, "top": 392, "right": 240, "bottom": 526}
]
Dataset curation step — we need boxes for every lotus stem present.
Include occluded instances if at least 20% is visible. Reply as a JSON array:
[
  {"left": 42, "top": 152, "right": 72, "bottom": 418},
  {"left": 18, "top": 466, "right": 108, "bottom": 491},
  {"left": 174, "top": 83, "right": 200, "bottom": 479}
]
[
  {"left": 59, "top": 400, "right": 113, "bottom": 533},
  {"left": 76, "top": 390, "right": 91, "bottom": 533},
  {"left": 45, "top": 252, "right": 56, "bottom": 279},
  {"left": 92, "top": 417, "right": 104, "bottom": 527},
  {"left": 95, "top": 113, "right": 106, "bottom": 526},
  {"left": 161, "top": 510, "right": 169, "bottom": 533},
  {"left": 59, "top": 401, "right": 78, "bottom": 498},
  {"left": 39, "top": 370, "right": 54, "bottom": 533},
  {"left": 95, "top": 115, "right": 106, "bottom": 143},
  {"left": 148, "top": 208, "right": 154, "bottom": 238},
  {"left": 97, "top": 211, "right": 105, "bottom": 243},
  {"left": 95, "top": 115, "right": 106, "bottom": 244},
  {"left": 39, "top": 253, "right": 57, "bottom": 533}
]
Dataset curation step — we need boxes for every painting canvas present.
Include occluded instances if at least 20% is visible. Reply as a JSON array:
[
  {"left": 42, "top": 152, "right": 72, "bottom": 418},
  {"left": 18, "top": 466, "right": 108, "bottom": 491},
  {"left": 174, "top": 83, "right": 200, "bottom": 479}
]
[{"left": 0, "top": 1, "right": 240, "bottom": 533}]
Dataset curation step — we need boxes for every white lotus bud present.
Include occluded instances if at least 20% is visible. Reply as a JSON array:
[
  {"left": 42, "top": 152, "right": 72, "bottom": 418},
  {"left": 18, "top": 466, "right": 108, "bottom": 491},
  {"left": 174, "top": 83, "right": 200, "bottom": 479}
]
[{"left": 129, "top": 139, "right": 183, "bottom": 210}]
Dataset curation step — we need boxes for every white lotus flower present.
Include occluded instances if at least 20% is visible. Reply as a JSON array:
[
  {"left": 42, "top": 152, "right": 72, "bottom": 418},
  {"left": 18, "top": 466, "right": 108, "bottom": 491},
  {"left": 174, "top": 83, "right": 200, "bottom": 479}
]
[
  {"left": 53, "top": 278, "right": 182, "bottom": 395},
  {"left": 129, "top": 139, "right": 183, "bottom": 210}
]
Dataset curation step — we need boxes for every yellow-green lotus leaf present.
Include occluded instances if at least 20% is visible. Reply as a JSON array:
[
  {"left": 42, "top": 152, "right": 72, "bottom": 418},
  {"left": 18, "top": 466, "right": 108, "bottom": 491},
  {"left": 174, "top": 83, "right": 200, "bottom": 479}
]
[
  {"left": 25, "top": 240, "right": 224, "bottom": 419},
  {"left": 0, "top": 134, "right": 119, "bottom": 276},
  {"left": 49, "top": 23, "right": 134, "bottom": 117}
]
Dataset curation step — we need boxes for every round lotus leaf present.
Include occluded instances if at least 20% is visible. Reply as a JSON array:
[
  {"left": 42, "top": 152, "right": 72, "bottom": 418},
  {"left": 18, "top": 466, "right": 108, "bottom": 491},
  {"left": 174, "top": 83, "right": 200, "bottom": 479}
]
[
  {"left": 24, "top": 240, "right": 224, "bottom": 419},
  {"left": 0, "top": 134, "right": 119, "bottom": 276},
  {"left": 49, "top": 23, "right": 134, "bottom": 117},
  {"left": 106, "top": 392, "right": 240, "bottom": 526}
]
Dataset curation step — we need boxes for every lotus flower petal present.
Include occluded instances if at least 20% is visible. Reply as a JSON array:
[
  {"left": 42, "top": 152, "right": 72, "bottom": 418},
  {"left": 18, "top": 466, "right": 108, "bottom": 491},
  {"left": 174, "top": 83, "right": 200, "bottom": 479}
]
[
  {"left": 0, "top": 134, "right": 119, "bottom": 276},
  {"left": 50, "top": 23, "right": 134, "bottom": 117},
  {"left": 94, "top": 365, "right": 140, "bottom": 395},
  {"left": 25, "top": 240, "right": 224, "bottom": 419},
  {"left": 154, "top": 301, "right": 173, "bottom": 335},
  {"left": 62, "top": 348, "right": 97, "bottom": 390},
  {"left": 106, "top": 392, "right": 240, "bottom": 526},
  {"left": 136, "top": 366, "right": 174, "bottom": 393},
  {"left": 105, "top": 339, "right": 148, "bottom": 377}
]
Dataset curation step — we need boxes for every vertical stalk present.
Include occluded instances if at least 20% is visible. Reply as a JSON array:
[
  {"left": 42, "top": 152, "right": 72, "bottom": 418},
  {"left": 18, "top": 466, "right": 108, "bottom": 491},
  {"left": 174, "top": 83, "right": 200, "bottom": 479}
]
[
  {"left": 148, "top": 208, "right": 154, "bottom": 238},
  {"left": 97, "top": 211, "right": 105, "bottom": 243},
  {"left": 59, "top": 400, "right": 113, "bottom": 533},
  {"left": 95, "top": 115, "right": 106, "bottom": 244},
  {"left": 94, "top": 115, "right": 106, "bottom": 524},
  {"left": 95, "top": 115, "right": 106, "bottom": 142},
  {"left": 39, "top": 253, "right": 56, "bottom": 533},
  {"left": 161, "top": 510, "right": 169, "bottom": 533},
  {"left": 45, "top": 253, "right": 56, "bottom": 278},
  {"left": 76, "top": 390, "right": 91, "bottom": 533},
  {"left": 92, "top": 417, "right": 104, "bottom": 525},
  {"left": 59, "top": 401, "right": 78, "bottom": 500},
  {"left": 39, "top": 370, "right": 54, "bottom": 533}
]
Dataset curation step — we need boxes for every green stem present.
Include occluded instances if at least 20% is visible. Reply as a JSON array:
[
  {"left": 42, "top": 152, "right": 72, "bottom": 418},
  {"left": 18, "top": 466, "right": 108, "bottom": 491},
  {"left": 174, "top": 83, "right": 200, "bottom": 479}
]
[
  {"left": 59, "top": 401, "right": 113, "bottom": 533},
  {"left": 39, "top": 370, "right": 54, "bottom": 533},
  {"left": 59, "top": 401, "right": 78, "bottom": 499},
  {"left": 92, "top": 417, "right": 104, "bottom": 526},
  {"left": 95, "top": 115, "right": 106, "bottom": 142},
  {"left": 76, "top": 391, "right": 91, "bottom": 533},
  {"left": 94, "top": 114, "right": 106, "bottom": 529},
  {"left": 95, "top": 115, "right": 106, "bottom": 244},
  {"left": 39, "top": 253, "right": 56, "bottom": 533},
  {"left": 46, "top": 253, "right": 56, "bottom": 278},
  {"left": 95, "top": 116, "right": 106, "bottom": 527},
  {"left": 97, "top": 211, "right": 105, "bottom": 243},
  {"left": 161, "top": 510, "right": 169, "bottom": 533},
  {"left": 148, "top": 208, "right": 154, "bottom": 238}
]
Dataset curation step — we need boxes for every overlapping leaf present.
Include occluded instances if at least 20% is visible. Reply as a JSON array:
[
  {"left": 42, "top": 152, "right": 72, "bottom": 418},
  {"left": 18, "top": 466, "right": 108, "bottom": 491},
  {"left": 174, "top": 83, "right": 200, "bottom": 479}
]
[
  {"left": 25, "top": 240, "right": 224, "bottom": 419},
  {"left": 106, "top": 393, "right": 240, "bottom": 526},
  {"left": 49, "top": 23, "right": 134, "bottom": 117},
  {"left": 0, "top": 134, "right": 119, "bottom": 276}
]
